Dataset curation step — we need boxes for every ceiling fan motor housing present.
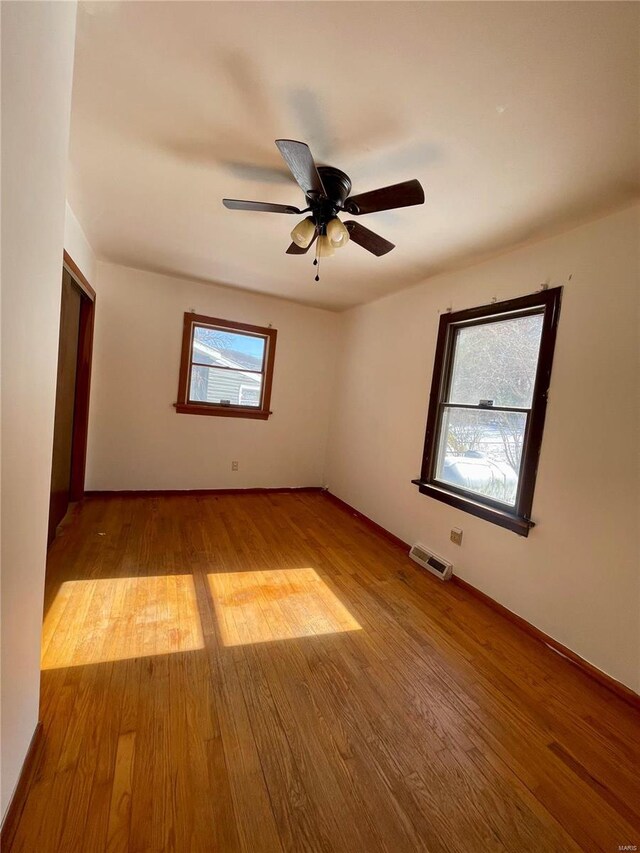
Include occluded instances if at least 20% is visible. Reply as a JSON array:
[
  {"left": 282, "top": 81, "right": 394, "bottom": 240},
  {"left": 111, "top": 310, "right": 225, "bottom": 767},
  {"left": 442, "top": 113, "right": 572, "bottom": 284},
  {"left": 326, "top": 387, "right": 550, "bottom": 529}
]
[{"left": 309, "top": 166, "right": 352, "bottom": 226}]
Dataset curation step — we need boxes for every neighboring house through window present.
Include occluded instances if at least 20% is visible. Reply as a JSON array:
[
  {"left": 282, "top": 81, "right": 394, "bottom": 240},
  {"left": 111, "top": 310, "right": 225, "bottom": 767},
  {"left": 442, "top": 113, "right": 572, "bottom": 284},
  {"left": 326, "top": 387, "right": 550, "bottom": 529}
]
[
  {"left": 176, "top": 313, "right": 277, "bottom": 420},
  {"left": 413, "top": 288, "right": 562, "bottom": 535}
]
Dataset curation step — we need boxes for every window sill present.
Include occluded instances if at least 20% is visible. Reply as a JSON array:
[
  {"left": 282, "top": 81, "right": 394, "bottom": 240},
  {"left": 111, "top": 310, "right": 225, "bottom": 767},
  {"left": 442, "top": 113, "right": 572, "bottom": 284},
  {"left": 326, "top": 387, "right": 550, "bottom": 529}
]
[
  {"left": 174, "top": 403, "right": 272, "bottom": 420},
  {"left": 411, "top": 479, "right": 534, "bottom": 536}
]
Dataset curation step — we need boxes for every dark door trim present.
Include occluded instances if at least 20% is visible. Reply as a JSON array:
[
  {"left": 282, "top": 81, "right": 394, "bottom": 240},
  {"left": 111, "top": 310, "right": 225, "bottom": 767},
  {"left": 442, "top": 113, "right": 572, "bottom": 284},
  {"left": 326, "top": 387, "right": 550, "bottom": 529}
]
[
  {"left": 63, "top": 249, "right": 96, "bottom": 301},
  {"left": 62, "top": 250, "right": 95, "bottom": 502}
]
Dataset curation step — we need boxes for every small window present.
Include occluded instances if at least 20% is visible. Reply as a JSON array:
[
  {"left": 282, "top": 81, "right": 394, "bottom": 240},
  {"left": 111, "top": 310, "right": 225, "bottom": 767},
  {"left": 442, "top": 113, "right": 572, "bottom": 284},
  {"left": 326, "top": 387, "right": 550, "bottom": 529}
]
[
  {"left": 413, "top": 288, "right": 562, "bottom": 535},
  {"left": 175, "top": 313, "right": 277, "bottom": 420}
]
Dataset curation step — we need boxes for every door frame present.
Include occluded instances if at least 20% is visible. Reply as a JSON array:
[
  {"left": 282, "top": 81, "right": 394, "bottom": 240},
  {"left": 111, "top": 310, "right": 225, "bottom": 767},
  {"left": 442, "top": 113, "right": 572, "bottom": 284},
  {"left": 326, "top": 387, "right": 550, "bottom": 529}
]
[{"left": 62, "top": 250, "right": 96, "bottom": 501}]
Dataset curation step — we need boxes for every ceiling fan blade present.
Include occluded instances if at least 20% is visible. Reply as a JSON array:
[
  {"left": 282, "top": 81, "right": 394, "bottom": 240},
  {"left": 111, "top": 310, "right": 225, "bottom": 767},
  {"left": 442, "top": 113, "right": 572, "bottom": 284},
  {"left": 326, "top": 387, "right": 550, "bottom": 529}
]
[
  {"left": 345, "top": 221, "right": 395, "bottom": 256},
  {"left": 286, "top": 232, "right": 317, "bottom": 254},
  {"left": 344, "top": 179, "right": 424, "bottom": 215},
  {"left": 275, "top": 139, "right": 326, "bottom": 198},
  {"left": 223, "top": 199, "right": 301, "bottom": 214}
]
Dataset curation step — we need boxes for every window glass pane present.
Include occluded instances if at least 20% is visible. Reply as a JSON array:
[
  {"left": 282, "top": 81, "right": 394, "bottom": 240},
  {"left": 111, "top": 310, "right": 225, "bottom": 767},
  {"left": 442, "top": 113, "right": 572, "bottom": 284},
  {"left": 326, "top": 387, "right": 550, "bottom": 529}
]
[
  {"left": 434, "top": 407, "right": 527, "bottom": 506},
  {"left": 192, "top": 326, "right": 265, "bottom": 371},
  {"left": 190, "top": 366, "right": 263, "bottom": 407},
  {"left": 448, "top": 313, "right": 543, "bottom": 408}
]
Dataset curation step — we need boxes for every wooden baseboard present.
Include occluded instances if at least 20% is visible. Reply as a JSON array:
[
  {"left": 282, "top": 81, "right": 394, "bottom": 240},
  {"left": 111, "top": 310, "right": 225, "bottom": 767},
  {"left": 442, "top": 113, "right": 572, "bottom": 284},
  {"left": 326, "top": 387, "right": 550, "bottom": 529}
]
[
  {"left": 84, "top": 486, "right": 324, "bottom": 499},
  {"left": 323, "top": 490, "right": 412, "bottom": 551},
  {"left": 322, "top": 490, "right": 640, "bottom": 711},
  {"left": 0, "top": 722, "right": 44, "bottom": 848},
  {"left": 450, "top": 575, "right": 640, "bottom": 710}
]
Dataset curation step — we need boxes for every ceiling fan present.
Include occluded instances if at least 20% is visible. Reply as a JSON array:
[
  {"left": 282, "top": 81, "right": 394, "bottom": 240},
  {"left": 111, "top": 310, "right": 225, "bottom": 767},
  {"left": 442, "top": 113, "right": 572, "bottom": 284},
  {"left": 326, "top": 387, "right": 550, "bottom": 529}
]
[{"left": 222, "top": 139, "right": 425, "bottom": 280}]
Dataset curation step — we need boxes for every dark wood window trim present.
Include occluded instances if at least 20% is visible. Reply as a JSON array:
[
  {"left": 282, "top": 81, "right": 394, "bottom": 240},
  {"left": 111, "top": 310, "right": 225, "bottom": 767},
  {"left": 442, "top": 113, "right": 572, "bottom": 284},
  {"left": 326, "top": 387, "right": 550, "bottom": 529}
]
[
  {"left": 412, "top": 287, "right": 562, "bottom": 536},
  {"left": 175, "top": 312, "right": 277, "bottom": 420}
]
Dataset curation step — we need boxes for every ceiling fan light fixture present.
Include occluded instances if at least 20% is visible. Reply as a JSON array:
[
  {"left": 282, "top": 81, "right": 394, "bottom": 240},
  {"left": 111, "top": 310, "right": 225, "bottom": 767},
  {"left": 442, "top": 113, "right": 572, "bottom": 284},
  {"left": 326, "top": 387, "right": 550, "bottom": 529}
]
[
  {"left": 316, "top": 234, "right": 335, "bottom": 258},
  {"left": 290, "top": 216, "right": 316, "bottom": 248},
  {"left": 326, "top": 217, "right": 350, "bottom": 248}
]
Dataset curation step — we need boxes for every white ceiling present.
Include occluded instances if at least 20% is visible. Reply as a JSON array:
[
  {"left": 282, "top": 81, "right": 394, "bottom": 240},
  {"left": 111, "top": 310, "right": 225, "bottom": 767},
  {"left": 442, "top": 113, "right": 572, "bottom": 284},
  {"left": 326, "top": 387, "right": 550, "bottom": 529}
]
[{"left": 69, "top": 1, "right": 640, "bottom": 310}]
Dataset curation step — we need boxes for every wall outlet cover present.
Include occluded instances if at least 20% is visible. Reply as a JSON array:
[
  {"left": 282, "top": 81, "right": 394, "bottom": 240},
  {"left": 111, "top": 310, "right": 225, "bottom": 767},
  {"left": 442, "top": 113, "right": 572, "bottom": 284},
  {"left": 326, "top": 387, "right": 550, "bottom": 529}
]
[{"left": 450, "top": 528, "right": 463, "bottom": 546}]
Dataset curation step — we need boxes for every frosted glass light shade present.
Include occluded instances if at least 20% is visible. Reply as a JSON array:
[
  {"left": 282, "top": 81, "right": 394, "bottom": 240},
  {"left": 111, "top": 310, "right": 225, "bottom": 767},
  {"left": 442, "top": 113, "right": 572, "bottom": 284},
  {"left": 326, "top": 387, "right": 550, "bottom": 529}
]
[
  {"left": 290, "top": 217, "right": 316, "bottom": 248},
  {"left": 316, "top": 235, "right": 335, "bottom": 257},
  {"left": 326, "top": 217, "right": 350, "bottom": 248}
]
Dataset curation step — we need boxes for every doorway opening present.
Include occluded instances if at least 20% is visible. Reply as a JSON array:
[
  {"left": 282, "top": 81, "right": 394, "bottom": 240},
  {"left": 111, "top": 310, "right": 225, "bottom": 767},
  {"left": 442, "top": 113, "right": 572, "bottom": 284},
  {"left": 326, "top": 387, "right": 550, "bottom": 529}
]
[{"left": 47, "top": 251, "right": 95, "bottom": 545}]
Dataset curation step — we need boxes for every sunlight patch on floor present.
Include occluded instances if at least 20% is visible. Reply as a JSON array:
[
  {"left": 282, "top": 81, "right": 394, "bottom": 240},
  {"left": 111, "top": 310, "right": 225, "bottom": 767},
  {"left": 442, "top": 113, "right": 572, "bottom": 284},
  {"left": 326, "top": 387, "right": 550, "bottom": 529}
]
[
  {"left": 41, "top": 575, "right": 204, "bottom": 669},
  {"left": 208, "top": 568, "right": 361, "bottom": 646}
]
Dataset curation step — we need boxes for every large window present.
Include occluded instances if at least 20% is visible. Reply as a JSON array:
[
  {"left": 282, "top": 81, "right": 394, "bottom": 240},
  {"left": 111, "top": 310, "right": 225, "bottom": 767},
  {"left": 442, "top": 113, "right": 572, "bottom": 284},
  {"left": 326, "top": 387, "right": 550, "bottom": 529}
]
[
  {"left": 413, "top": 288, "right": 562, "bottom": 535},
  {"left": 175, "top": 313, "right": 277, "bottom": 420}
]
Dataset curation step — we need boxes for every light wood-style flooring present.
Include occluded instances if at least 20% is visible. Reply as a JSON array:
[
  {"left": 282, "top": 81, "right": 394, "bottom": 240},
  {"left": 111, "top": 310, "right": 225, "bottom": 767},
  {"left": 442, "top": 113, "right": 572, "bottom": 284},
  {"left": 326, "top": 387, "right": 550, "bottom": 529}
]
[{"left": 6, "top": 492, "right": 640, "bottom": 852}]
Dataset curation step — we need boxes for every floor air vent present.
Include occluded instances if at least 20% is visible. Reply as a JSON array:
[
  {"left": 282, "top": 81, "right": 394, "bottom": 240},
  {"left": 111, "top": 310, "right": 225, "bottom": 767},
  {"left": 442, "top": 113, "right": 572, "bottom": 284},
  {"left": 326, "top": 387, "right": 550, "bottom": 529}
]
[{"left": 409, "top": 544, "right": 453, "bottom": 581}]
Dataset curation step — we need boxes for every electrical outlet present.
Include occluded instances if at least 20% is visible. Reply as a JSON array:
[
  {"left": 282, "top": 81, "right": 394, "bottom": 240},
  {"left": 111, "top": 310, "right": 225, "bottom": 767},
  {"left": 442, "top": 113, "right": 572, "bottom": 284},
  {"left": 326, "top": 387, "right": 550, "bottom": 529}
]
[
  {"left": 231, "top": 461, "right": 239, "bottom": 471},
  {"left": 450, "top": 527, "right": 463, "bottom": 546}
]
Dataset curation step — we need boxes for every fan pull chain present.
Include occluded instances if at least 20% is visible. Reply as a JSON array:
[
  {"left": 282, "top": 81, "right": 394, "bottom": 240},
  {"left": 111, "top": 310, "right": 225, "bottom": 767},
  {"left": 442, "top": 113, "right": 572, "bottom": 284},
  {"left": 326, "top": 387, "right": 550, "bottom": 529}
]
[{"left": 314, "top": 236, "right": 320, "bottom": 282}]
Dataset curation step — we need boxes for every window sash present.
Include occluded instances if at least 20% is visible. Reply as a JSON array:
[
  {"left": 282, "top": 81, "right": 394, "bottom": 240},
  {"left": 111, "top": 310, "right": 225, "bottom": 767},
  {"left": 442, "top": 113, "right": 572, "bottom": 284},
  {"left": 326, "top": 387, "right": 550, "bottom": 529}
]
[
  {"left": 188, "top": 366, "right": 264, "bottom": 408},
  {"left": 430, "top": 404, "right": 532, "bottom": 510},
  {"left": 192, "top": 323, "right": 268, "bottom": 372},
  {"left": 435, "top": 402, "right": 532, "bottom": 413},
  {"left": 442, "top": 306, "right": 545, "bottom": 407},
  {"left": 191, "top": 362, "right": 265, "bottom": 373}
]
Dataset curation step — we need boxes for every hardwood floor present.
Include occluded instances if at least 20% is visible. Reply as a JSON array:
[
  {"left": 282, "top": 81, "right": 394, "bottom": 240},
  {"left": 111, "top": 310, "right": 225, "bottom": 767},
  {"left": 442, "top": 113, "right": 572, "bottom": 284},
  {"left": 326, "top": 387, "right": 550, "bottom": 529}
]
[{"left": 6, "top": 492, "right": 640, "bottom": 852}]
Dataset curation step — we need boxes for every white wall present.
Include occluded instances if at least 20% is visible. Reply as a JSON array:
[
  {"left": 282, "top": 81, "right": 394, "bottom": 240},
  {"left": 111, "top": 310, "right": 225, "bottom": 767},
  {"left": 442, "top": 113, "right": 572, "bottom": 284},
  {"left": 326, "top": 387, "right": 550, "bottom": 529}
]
[
  {"left": 64, "top": 202, "right": 97, "bottom": 284},
  {"left": 327, "top": 204, "right": 640, "bottom": 692},
  {"left": 86, "top": 263, "right": 340, "bottom": 491},
  {"left": 0, "top": 0, "right": 77, "bottom": 820}
]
